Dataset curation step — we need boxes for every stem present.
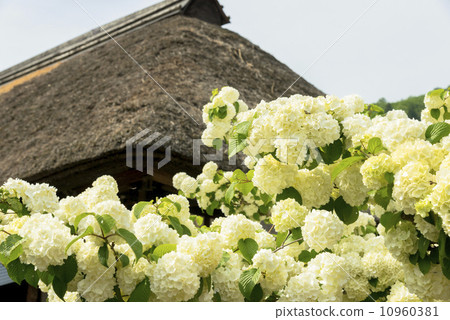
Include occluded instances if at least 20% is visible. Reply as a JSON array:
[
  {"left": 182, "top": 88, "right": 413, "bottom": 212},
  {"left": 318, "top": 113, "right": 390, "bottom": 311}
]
[
  {"left": 273, "top": 238, "right": 303, "bottom": 253},
  {"left": 268, "top": 224, "right": 274, "bottom": 234},
  {"left": 89, "top": 234, "right": 106, "bottom": 240},
  {"left": 281, "top": 231, "right": 291, "bottom": 247},
  {"left": 0, "top": 230, "right": 11, "bottom": 236}
]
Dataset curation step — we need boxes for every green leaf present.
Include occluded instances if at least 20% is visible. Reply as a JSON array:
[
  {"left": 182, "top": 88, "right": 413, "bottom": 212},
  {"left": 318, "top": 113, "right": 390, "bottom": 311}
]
[
  {"left": 246, "top": 283, "right": 263, "bottom": 302},
  {"left": 438, "top": 230, "right": 450, "bottom": 279},
  {"left": 233, "top": 101, "right": 240, "bottom": 113},
  {"left": 276, "top": 187, "right": 302, "bottom": 205},
  {"left": 320, "top": 198, "right": 334, "bottom": 211},
  {"left": 128, "top": 277, "right": 151, "bottom": 302},
  {"left": 6, "top": 259, "right": 27, "bottom": 284},
  {"left": 231, "top": 169, "right": 247, "bottom": 182},
  {"left": 212, "top": 292, "right": 222, "bottom": 302},
  {"left": 235, "top": 121, "right": 252, "bottom": 136},
  {"left": 24, "top": 264, "right": 39, "bottom": 287},
  {"left": 334, "top": 196, "right": 359, "bottom": 225},
  {"left": 238, "top": 238, "right": 259, "bottom": 263},
  {"left": 418, "top": 256, "right": 431, "bottom": 275},
  {"left": 152, "top": 244, "right": 177, "bottom": 259},
  {"left": 37, "top": 270, "right": 54, "bottom": 286},
  {"left": 298, "top": 250, "right": 318, "bottom": 263},
  {"left": 235, "top": 182, "right": 254, "bottom": 196},
  {"left": 425, "top": 122, "right": 450, "bottom": 144},
  {"left": 331, "top": 156, "right": 365, "bottom": 181},
  {"left": 228, "top": 136, "right": 247, "bottom": 158},
  {"left": 167, "top": 216, "right": 184, "bottom": 236},
  {"left": 374, "top": 184, "right": 393, "bottom": 210},
  {"left": 65, "top": 226, "right": 94, "bottom": 254},
  {"left": 368, "top": 277, "right": 378, "bottom": 287},
  {"left": 224, "top": 182, "right": 237, "bottom": 204},
  {"left": 190, "top": 215, "right": 204, "bottom": 227},
  {"left": 206, "top": 200, "right": 219, "bottom": 216},
  {"left": 116, "top": 229, "right": 143, "bottom": 261},
  {"left": 217, "top": 105, "right": 228, "bottom": 119},
  {"left": 52, "top": 276, "right": 67, "bottom": 301},
  {"left": 441, "top": 257, "right": 450, "bottom": 280},
  {"left": 409, "top": 252, "right": 419, "bottom": 265},
  {"left": 73, "top": 212, "right": 95, "bottom": 232},
  {"left": 289, "top": 227, "right": 303, "bottom": 241},
  {"left": 430, "top": 247, "right": 440, "bottom": 264},
  {"left": 275, "top": 231, "right": 289, "bottom": 248},
  {"left": 384, "top": 172, "right": 394, "bottom": 184},
  {"left": 380, "top": 212, "right": 402, "bottom": 232},
  {"left": 319, "top": 139, "right": 343, "bottom": 165},
  {"left": 119, "top": 254, "right": 130, "bottom": 268},
  {"left": 367, "top": 137, "right": 385, "bottom": 155},
  {"left": 133, "top": 202, "right": 150, "bottom": 219},
  {"left": 212, "top": 138, "right": 223, "bottom": 150},
  {"left": 181, "top": 224, "right": 192, "bottom": 236},
  {"left": 217, "top": 251, "right": 231, "bottom": 269},
  {"left": 190, "top": 277, "right": 204, "bottom": 302},
  {"left": 95, "top": 214, "right": 116, "bottom": 235},
  {"left": 0, "top": 234, "right": 23, "bottom": 266},
  {"left": 6, "top": 197, "right": 30, "bottom": 217},
  {"left": 98, "top": 243, "right": 109, "bottom": 268},
  {"left": 239, "top": 268, "right": 261, "bottom": 300},
  {"left": 160, "top": 197, "right": 182, "bottom": 212},
  {"left": 50, "top": 255, "right": 78, "bottom": 284},
  {"left": 418, "top": 236, "right": 430, "bottom": 259},
  {"left": 430, "top": 108, "right": 441, "bottom": 120}
]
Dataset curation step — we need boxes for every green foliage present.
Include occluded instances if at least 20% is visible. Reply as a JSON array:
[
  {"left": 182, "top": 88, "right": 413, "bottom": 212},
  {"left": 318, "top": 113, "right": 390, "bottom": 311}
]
[
  {"left": 128, "top": 277, "right": 151, "bottom": 302},
  {"left": 167, "top": 216, "right": 191, "bottom": 236},
  {"left": 98, "top": 243, "right": 109, "bottom": 268},
  {"left": 276, "top": 187, "right": 302, "bottom": 205},
  {"left": 212, "top": 138, "right": 223, "bottom": 150},
  {"left": 95, "top": 214, "right": 116, "bottom": 235},
  {"left": 368, "top": 277, "right": 378, "bottom": 287},
  {"left": 298, "top": 249, "right": 318, "bottom": 263},
  {"left": 0, "top": 234, "right": 23, "bottom": 266},
  {"left": 331, "top": 156, "right": 365, "bottom": 181},
  {"left": 375, "top": 94, "right": 425, "bottom": 120},
  {"left": 374, "top": 181, "right": 393, "bottom": 210},
  {"left": 319, "top": 139, "right": 343, "bottom": 164},
  {"left": 229, "top": 121, "right": 252, "bottom": 157},
  {"left": 438, "top": 230, "right": 450, "bottom": 279},
  {"left": 49, "top": 255, "right": 78, "bottom": 301},
  {"left": 116, "top": 228, "right": 143, "bottom": 261},
  {"left": 334, "top": 196, "right": 359, "bottom": 225},
  {"left": 379, "top": 212, "right": 402, "bottom": 231},
  {"left": 65, "top": 226, "right": 94, "bottom": 254},
  {"left": 425, "top": 122, "right": 450, "bottom": 144},
  {"left": 133, "top": 202, "right": 151, "bottom": 219},
  {"left": 0, "top": 190, "right": 30, "bottom": 217},
  {"left": 152, "top": 244, "right": 177, "bottom": 261},
  {"left": 239, "top": 268, "right": 261, "bottom": 300},
  {"left": 238, "top": 238, "right": 258, "bottom": 264},
  {"left": 367, "top": 137, "right": 386, "bottom": 155},
  {"left": 73, "top": 212, "right": 94, "bottom": 232}
]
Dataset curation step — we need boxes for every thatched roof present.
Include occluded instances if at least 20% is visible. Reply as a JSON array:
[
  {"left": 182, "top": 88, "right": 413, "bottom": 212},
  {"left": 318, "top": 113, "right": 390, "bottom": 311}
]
[{"left": 0, "top": 9, "right": 323, "bottom": 195}]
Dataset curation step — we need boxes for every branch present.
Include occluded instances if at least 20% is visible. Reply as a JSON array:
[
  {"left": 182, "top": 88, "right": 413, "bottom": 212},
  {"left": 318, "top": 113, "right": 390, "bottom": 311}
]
[{"left": 273, "top": 238, "right": 303, "bottom": 253}]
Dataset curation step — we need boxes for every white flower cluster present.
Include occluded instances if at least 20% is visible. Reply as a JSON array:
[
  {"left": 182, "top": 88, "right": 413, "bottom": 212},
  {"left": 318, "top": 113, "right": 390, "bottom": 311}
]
[
  {"left": 173, "top": 162, "right": 272, "bottom": 221},
  {"left": 2, "top": 87, "right": 450, "bottom": 302}
]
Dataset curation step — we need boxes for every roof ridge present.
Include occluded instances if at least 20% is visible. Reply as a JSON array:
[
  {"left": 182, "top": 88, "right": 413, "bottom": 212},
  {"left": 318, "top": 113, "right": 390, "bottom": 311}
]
[{"left": 0, "top": 0, "right": 228, "bottom": 86}]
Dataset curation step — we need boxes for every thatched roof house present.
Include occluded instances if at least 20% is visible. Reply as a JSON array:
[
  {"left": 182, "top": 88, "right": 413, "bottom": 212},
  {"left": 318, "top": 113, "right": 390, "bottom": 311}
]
[{"left": 0, "top": 0, "right": 323, "bottom": 205}]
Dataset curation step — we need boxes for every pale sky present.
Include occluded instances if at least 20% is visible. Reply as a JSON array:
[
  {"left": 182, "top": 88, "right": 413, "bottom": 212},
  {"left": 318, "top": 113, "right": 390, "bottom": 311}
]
[{"left": 0, "top": 0, "right": 449, "bottom": 102}]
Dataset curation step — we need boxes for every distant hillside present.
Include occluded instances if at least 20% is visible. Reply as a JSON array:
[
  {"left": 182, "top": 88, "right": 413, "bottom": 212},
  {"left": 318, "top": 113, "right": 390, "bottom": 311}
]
[
  {"left": 374, "top": 94, "right": 425, "bottom": 120},
  {"left": 374, "top": 86, "right": 449, "bottom": 120}
]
